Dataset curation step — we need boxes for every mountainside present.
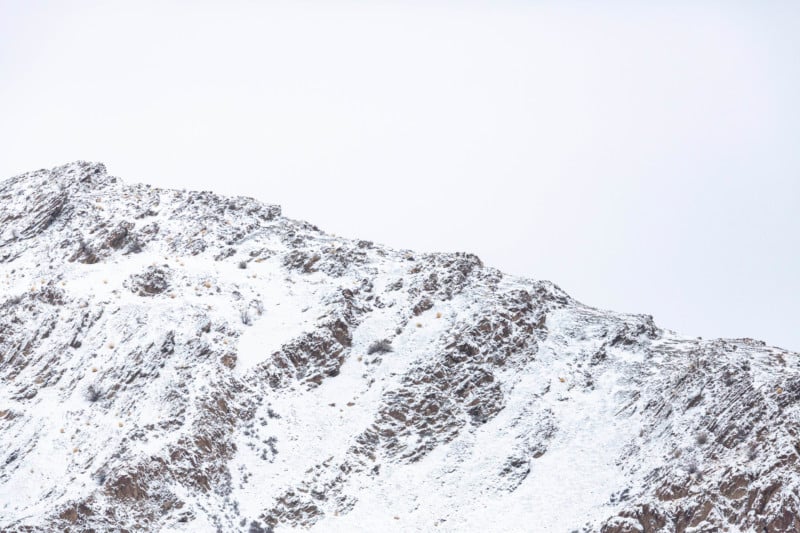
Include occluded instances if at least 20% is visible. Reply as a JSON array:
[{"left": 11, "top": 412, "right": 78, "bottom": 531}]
[{"left": 0, "top": 161, "right": 798, "bottom": 532}]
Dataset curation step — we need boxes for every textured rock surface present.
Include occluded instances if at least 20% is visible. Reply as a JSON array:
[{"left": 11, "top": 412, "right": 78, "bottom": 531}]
[{"left": 0, "top": 162, "right": 798, "bottom": 532}]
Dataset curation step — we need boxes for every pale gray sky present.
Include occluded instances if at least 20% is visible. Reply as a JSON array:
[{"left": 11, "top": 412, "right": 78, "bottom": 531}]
[{"left": 1, "top": 1, "right": 798, "bottom": 350}]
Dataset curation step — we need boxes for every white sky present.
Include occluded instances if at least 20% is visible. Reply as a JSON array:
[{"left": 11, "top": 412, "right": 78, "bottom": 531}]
[{"left": 1, "top": 1, "right": 798, "bottom": 350}]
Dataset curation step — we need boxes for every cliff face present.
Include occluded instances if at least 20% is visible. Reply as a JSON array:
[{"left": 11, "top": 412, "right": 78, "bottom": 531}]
[{"left": 0, "top": 162, "right": 798, "bottom": 532}]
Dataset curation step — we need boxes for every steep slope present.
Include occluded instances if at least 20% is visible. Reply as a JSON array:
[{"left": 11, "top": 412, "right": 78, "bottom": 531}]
[{"left": 0, "top": 162, "right": 798, "bottom": 532}]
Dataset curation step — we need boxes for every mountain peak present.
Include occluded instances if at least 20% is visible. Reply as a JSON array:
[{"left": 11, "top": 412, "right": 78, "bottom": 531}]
[{"left": 0, "top": 163, "right": 798, "bottom": 532}]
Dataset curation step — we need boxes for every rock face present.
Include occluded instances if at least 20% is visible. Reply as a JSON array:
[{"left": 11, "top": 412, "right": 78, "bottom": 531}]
[{"left": 0, "top": 161, "right": 798, "bottom": 532}]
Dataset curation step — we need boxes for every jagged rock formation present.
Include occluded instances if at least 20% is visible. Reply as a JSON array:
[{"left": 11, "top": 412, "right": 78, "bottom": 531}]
[{"left": 0, "top": 161, "right": 798, "bottom": 532}]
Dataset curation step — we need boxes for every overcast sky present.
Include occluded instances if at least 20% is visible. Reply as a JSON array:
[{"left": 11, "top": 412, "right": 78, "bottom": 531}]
[{"left": 1, "top": 1, "right": 798, "bottom": 350}]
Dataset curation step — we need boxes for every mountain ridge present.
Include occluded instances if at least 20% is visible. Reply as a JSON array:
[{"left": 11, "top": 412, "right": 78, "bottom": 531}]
[{"left": 0, "top": 161, "right": 798, "bottom": 532}]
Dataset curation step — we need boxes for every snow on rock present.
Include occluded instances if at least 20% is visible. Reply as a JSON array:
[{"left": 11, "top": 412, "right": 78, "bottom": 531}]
[{"left": 0, "top": 161, "right": 799, "bottom": 532}]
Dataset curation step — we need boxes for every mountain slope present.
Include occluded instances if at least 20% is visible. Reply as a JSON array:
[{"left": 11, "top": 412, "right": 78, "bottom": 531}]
[{"left": 0, "top": 162, "right": 798, "bottom": 532}]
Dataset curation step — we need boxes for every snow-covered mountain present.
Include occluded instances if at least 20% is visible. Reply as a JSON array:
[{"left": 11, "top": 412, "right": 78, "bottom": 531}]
[{"left": 0, "top": 161, "right": 798, "bottom": 532}]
